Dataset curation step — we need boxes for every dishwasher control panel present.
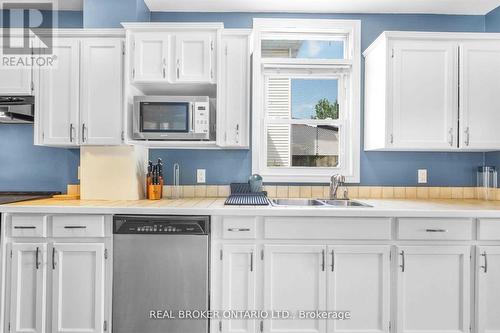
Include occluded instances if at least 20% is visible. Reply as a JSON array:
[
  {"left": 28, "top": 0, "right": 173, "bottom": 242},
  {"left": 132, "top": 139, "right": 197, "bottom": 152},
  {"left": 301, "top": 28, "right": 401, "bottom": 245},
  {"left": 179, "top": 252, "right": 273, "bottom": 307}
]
[{"left": 113, "top": 215, "right": 209, "bottom": 235}]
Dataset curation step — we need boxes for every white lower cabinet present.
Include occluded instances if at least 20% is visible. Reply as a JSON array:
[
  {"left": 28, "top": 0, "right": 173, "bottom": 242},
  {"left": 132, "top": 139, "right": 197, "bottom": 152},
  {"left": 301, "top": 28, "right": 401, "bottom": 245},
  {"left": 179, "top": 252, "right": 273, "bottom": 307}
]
[
  {"left": 476, "top": 246, "right": 500, "bottom": 333},
  {"left": 4, "top": 214, "right": 110, "bottom": 333},
  {"left": 327, "top": 246, "right": 390, "bottom": 333},
  {"left": 263, "top": 245, "right": 327, "bottom": 333},
  {"left": 221, "top": 244, "right": 257, "bottom": 333},
  {"left": 396, "top": 246, "right": 471, "bottom": 333},
  {"left": 9, "top": 243, "right": 47, "bottom": 333},
  {"left": 51, "top": 243, "right": 105, "bottom": 333}
]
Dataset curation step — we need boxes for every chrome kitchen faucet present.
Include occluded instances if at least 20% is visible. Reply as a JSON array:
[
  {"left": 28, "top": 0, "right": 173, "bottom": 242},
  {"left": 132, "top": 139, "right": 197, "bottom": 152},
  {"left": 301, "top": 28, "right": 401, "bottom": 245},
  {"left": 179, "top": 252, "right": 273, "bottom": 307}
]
[{"left": 330, "top": 174, "right": 349, "bottom": 200}]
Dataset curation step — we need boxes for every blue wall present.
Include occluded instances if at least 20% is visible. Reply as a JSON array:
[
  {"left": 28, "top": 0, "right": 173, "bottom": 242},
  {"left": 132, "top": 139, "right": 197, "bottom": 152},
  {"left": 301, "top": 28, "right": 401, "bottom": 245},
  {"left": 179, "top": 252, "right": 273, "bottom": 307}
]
[
  {"left": 0, "top": 125, "right": 79, "bottom": 192},
  {"left": 83, "top": 0, "right": 150, "bottom": 28},
  {"left": 0, "top": 10, "right": 83, "bottom": 28},
  {"left": 486, "top": 6, "right": 500, "bottom": 32},
  {"left": 150, "top": 12, "right": 487, "bottom": 186}
]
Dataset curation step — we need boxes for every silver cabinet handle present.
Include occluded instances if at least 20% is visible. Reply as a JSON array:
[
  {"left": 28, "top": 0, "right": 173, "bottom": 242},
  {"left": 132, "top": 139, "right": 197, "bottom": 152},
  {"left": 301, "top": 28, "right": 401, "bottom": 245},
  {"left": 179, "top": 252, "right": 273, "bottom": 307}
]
[
  {"left": 69, "top": 123, "right": 74, "bottom": 143},
  {"left": 330, "top": 250, "right": 335, "bottom": 272},
  {"left": 448, "top": 128, "right": 453, "bottom": 146},
  {"left": 162, "top": 67, "right": 166, "bottom": 78},
  {"left": 82, "top": 123, "right": 87, "bottom": 143},
  {"left": 321, "top": 250, "right": 325, "bottom": 271},
  {"left": 176, "top": 59, "right": 180, "bottom": 79},
  {"left": 14, "top": 226, "right": 36, "bottom": 229},
  {"left": 35, "top": 247, "right": 40, "bottom": 270},
  {"left": 464, "top": 127, "right": 470, "bottom": 146},
  {"left": 425, "top": 229, "right": 448, "bottom": 233},
  {"left": 481, "top": 251, "right": 488, "bottom": 273},
  {"left": 400, "top": 250, "right": 405, "bottom": 272},
  {"left": 227, "top": 228, "right": 250, "bottom": 232},
  {"left": 52, "top": 247, "right": 56, "bottom": 270},
  {"left": 250, "top": 252, "right": 254, "bottom": 272},
  {"left": 235, "top": 124, "right": 240, "bottom": 144},
  {"left": 64, "top": 226, "right": 87, "bottom": 229}
]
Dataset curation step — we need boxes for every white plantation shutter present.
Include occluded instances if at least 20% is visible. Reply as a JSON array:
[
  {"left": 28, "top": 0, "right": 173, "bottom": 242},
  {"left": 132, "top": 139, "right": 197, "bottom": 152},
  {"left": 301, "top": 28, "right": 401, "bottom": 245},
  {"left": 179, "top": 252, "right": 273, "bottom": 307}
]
[
  {"left": 267, "top": 124, "right": 290, "bottom": 166},
  {"left": 266, "top": 77, "right": 291, "bottom": 166},
  {"left": 266, "top": 77, "right": 290, "bottom": 118}
]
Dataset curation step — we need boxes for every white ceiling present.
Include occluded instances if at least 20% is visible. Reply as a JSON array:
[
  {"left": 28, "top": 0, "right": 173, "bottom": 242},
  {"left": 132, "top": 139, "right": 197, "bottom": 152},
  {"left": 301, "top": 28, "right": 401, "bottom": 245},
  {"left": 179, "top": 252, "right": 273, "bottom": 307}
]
[{"left": 144, "top": 0, "right": 500, "bottom": 15}]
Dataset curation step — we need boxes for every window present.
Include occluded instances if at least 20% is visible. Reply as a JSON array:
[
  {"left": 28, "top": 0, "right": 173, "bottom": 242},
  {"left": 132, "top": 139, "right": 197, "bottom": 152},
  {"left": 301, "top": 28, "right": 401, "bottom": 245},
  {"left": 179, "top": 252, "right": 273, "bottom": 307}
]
[{"left": 252, "top": 19, "right": 361, "bottom": 183}]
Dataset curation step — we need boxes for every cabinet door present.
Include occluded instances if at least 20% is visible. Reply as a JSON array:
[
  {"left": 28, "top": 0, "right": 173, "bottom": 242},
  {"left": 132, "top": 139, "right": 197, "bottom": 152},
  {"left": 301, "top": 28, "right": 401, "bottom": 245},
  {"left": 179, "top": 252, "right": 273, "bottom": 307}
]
[
  {"left": 221, "top": 244, "right": 257, "bottom": 333},
  {"left": 391, "top": 40, "right": 458, "bottom": 150},
  {"left": 9, "top": 243, "right": 47, "bottom": 333},
  {"left": 174, "top": 33, "right": 214, "bottom": 83},
  {"left": 327, "top": 246, "right": 390, "bottom": 333},
  {"left": 39, "top": 39, "right": 80, "bottom": 146},
  {"left": 218, "top": 33, "right": 250, "bottom": 147},
  {"left": 52, "top": 243, "right": 105, "bottom": 333},
  {"left": 132, "top": 32, "right": 168, "bottom": 82},
  {"left": 80, "top": 39, "right": 123, "bottom": 145},
  {"left": 0, "top": 39, "right": 32, "bottom": 94},
  {"left": 264, "top": 245, "right": 326, "bottom": 333},
  {"left": 396, "top": 246, "right": 470, "bottom": 333},
  {"left": 476, "top": 246, "right": 500, "bottom": 333},
  {"left": 460, "top": 41, "right": 500, "bottom": 150}
]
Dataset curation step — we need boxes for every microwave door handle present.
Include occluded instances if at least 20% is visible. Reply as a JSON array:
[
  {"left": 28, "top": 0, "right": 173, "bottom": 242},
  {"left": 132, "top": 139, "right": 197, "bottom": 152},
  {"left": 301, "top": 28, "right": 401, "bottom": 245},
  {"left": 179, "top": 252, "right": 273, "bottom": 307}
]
[{"left": 191, "top": 103, "right": 195, "bottom": 133}]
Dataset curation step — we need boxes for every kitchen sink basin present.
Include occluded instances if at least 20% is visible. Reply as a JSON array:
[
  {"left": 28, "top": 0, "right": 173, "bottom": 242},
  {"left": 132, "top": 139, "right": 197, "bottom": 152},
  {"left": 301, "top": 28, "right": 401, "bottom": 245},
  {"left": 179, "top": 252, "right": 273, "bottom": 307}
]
[
  {"left": 270, "top": 198, "right": 372, "bottom": 207},
  {"left": 270, "top": 199, "right": 326, "bottom": 206},
  {"left": 320, "top": 199, "right": 372, "bottom": 207}
]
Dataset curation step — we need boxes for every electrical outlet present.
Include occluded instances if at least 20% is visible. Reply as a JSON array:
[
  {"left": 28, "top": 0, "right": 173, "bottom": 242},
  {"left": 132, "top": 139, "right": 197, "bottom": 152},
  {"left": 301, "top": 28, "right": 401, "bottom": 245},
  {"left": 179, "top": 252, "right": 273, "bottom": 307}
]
[
  {"left": 197, "top": 169, "right": 206, "bottom": 184},
  {"left": 418, "top": 169, "right": 427, "bottom": 184}
]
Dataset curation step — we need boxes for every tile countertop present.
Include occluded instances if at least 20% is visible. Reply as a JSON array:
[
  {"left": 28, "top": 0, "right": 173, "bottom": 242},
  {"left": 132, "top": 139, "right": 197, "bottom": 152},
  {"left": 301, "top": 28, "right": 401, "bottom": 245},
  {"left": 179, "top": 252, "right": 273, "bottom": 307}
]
[{"left": 2, "top": 197, "right": 500, "bottom": 218}]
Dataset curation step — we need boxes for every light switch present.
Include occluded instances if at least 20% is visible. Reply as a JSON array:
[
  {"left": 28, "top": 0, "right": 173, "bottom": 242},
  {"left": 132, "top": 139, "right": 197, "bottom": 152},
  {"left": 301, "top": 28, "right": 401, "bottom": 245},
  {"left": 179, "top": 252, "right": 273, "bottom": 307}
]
[
  {"left": 197, "top": 169, "right": 206, "bottom": 184},
  {"left": 418, "top": 169, "right": 427, "bottom": 184}
]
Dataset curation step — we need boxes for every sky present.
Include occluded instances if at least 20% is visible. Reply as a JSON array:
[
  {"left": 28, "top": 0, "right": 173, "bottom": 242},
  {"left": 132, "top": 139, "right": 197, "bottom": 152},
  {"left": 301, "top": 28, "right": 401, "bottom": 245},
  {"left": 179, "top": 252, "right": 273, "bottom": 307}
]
[{"left": 290, "top": 40, "right": 342, "bottom": 119}]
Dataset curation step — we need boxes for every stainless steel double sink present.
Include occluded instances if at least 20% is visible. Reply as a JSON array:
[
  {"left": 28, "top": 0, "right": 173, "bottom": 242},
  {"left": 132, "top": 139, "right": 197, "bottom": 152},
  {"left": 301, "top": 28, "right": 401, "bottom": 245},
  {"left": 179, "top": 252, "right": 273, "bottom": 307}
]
[{"left": 270, "top": 198, "right": 372, "bottom": 207}]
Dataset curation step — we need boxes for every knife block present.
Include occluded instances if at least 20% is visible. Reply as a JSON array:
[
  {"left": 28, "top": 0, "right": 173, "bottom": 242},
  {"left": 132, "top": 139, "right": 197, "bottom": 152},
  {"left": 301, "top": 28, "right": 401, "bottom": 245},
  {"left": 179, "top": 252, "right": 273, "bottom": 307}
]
[{"left": 147, "top": 184, "right": 163, "bottom": 200}]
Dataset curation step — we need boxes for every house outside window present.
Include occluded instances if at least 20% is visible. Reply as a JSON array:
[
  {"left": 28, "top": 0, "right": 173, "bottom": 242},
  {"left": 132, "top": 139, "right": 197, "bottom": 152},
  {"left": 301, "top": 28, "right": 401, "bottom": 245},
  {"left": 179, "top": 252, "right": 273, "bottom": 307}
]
[{"left": 252, "top": 19, "right": 361, "bottom": 183}]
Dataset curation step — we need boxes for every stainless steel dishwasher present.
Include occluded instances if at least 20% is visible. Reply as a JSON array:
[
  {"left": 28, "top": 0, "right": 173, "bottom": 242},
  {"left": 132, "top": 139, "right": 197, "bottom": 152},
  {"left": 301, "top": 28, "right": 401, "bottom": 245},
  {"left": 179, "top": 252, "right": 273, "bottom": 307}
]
[{"left": 112, "top": 215, "right": 209, "bottom": 333}]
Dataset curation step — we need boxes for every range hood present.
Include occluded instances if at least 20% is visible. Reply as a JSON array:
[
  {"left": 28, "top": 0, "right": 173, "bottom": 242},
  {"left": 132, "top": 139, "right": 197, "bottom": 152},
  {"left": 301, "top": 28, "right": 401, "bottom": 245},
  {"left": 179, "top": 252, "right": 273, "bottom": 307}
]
[{"left": 0, "top": 96, "right": 35, "bottom": 124}]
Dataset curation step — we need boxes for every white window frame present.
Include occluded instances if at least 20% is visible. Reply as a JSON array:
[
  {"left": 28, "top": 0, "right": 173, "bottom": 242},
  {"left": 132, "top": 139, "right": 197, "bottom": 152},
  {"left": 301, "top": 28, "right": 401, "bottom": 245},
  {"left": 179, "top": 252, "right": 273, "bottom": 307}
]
[{"left": 252, "top": 18, "right": 361, "bottom": 183}]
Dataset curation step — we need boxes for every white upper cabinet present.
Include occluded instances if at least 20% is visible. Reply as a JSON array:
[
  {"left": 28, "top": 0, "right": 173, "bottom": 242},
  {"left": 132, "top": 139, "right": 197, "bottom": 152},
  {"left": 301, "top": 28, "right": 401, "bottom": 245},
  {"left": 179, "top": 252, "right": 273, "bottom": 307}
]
[
  {"left": 396, "top": 246, "right": 470, "bottom": 333},
  {"left": 217, "top": 31, "right": 251, "bottom": 148},
  {"left": 459, "top": 41, "right": 500, "bottom": 150},
  {"left": 364, "top": 32, "right": 500, "bottom": 151},
  {"left": 52, "top": 243, "right": 105, "bottom": 333},
  {"left": 174, "top": 32, "right": 215, "bottom": 83},
  {"left": 80, "top": 39, "right": 123, "bottom": 145},
  {"left": 132, "top": 32, "right": 169, "bottom": 82},
  {"left": 9, "top": 243, "right": 47, "bottom": 333},
  {"left": 391, "top": 40, "right": 458, "bottom": 150},
  {"left": 39, "top": 39, "right": 80, "bottom": 147},
  {"left": 127, "top": 26, "right": 219, "bottom": 85},
  {"left": 0, "top": 38, "right": 33, "bottom": 95},
  {"left": 36, "top": 32, "right": 124, "bottom": 147},
  {"left": 476, "top": 246, "right": 500, "bottom": 333}
]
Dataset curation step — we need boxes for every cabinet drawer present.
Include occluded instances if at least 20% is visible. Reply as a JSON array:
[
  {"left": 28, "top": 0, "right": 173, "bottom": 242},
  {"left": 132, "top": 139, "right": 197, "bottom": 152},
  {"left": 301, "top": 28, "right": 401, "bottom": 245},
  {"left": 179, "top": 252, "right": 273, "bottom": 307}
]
[
  {"left": 222, "top": 217, "right": 257, "bottom": 239},
  {"left": 11, "top": 214, "right": 47, "bottom": 237},
  {"left": 52, "top": 215, "right": 106, "bottom": 237},
  {"left": 264, "top": 217, "right": 392, "bottom": 240},
  {"left": 478, "top": 219, "right": 500, "bottom": 240},
  {"left": 398, "top": 218, "right": 473, "bottom": 240}
]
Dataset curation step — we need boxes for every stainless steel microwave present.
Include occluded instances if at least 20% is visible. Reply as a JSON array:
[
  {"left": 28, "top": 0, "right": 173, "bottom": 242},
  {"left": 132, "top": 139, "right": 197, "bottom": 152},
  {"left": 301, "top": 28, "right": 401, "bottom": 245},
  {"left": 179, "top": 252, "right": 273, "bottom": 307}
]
[{"left": 132, "top": 96, "right": 213, "bottom": 140}]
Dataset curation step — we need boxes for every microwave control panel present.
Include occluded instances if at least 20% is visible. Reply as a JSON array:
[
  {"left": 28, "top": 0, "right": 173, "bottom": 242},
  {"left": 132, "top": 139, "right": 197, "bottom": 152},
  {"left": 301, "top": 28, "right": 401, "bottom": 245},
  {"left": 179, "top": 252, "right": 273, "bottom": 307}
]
[{"left": 194, "top": 102, "right": 210, "bottom": 134}]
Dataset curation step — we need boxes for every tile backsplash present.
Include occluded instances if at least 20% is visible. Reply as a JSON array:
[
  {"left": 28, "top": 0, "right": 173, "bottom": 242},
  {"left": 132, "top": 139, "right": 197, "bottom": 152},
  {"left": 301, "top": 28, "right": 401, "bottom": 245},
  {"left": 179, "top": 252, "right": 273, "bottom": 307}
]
[{"left": 162, "top": 185, "right": 500, "bottom": 200}]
